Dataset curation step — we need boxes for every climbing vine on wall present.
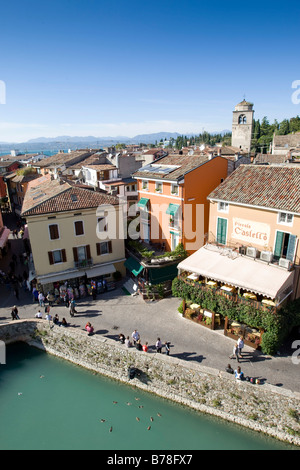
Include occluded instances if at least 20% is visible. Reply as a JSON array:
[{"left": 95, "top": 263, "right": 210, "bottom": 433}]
[{"left": 172, "top": 277, "right": 300, "bottom": 355}]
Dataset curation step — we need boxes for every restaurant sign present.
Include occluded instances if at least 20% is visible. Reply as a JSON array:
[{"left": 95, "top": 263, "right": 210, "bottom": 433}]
[{"left": 231, "top": 218, "right": 270, "bottom": 246}]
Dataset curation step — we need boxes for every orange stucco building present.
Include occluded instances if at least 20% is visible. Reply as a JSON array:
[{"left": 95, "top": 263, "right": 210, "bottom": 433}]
[{"left": 133, "top": 154, "right": 228, "bottom": 254}]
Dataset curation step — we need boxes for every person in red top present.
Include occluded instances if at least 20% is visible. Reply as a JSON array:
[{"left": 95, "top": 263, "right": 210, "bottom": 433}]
[
  {"left": 85, "top": 322, "right": 94, "bottom": 336},
  {"left": 142, "top": 342, "right": 148, "bottom": 352}
]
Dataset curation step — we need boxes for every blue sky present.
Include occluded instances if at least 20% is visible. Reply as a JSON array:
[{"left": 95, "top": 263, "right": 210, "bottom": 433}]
[{"left": 0, "top": 0, "right": 299, "bottom": 142}]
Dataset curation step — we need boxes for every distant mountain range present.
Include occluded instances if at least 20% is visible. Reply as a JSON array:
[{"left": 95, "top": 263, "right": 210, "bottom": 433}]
[{"left": 0, "top": 130, "right": 231, "bottom": 153}]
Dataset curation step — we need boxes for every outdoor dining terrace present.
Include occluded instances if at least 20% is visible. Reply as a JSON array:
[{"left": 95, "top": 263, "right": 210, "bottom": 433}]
[
  {"left": 178, "top": 271, "right": 278, "bottom": 313},
  {"left": 173, "top": 245, "right": 299, "bottom": 355}
]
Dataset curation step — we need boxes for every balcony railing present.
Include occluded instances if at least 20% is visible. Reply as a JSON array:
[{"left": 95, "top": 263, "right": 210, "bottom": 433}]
[
  {"left": 169, "top": 218, "right": 180, "bottom": 230},
  {"left": 74, "top": 258, "right": 93, "bottom": 269}
]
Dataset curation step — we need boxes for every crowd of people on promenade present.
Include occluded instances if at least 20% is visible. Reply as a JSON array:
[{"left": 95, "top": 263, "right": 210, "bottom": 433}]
[{"left": 118, "top": 329, "right": 171, "bottom": 355}]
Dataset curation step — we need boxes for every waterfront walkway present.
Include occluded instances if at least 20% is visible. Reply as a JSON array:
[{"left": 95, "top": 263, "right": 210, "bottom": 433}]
[{"left": 0, "top": 222, "right": 299, "bottom": 394}]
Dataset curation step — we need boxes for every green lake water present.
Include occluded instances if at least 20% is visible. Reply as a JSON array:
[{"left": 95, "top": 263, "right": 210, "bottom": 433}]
[{"left": 0, "top": 342, "right": 297, "bottom": 451}]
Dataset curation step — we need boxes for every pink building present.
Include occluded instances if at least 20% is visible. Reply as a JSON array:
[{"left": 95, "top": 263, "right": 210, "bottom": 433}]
[{"left": 178, "top": 164, "right": 300, "bottom": 306}]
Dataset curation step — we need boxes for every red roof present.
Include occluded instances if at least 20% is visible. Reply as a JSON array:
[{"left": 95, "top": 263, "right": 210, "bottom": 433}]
[{"left": 21, "top": 175, "right": 119, "bottom": 216}]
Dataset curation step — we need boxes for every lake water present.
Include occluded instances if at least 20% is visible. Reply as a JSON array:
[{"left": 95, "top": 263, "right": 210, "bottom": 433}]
[{"left": 0, "top": 343, "right": 296, "bottom": 451}]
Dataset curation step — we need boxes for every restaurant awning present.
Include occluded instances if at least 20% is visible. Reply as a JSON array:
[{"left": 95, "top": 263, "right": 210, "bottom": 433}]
[
  {"left": 85, "top": 264, "right": 116, "bottom": 279},
  {"left": 177, "top": 245, "right": 295, "bottom": 300},
  {"left": 137, "top": 198, "right": 149, "bottom": 209},
  {"left": 38, "top": 263, "right": 116, "bottom": 285},
  {"left": 148, "top": 263, "right": 179, "bottom": 284},
  {"left": 166, "top": 203, "right": 180, "bottom": 216},
  {"left": 124, "top": 257, "right": 144, "bottom": 276}
]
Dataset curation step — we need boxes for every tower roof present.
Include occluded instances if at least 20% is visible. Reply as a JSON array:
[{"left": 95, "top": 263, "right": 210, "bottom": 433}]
[{"left": 237, "top": 99, "right": 253, "bottom": 106}]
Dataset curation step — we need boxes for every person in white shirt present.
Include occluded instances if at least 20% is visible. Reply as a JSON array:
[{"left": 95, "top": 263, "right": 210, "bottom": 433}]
[
  {"left": 237, "top": 336, "right": 244, "bottom": 358},
  {"left": 45, "top": 313, "right": 52, "bottom": 322},
  {"left": 38, "top": 292, "right": 45, "bottom": 307},
  {"left": 35, "top": 310, "right": 43, "bottom": 318},
  {"left": 156, "top": 338, "right": 162, "bottom": 353},
  {"left": 131, "top": 329, "right": 140, "bottom": 345}
]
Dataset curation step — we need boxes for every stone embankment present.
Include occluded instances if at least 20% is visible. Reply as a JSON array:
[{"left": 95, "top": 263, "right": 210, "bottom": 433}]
[{"left": 1, "top": 319, "right": 300, "bottom": 447}]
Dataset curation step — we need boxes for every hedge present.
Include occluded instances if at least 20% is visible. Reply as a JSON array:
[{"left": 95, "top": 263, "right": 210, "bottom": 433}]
[{"left": 172, "top": 277, "right": 300, "bottom": 355}]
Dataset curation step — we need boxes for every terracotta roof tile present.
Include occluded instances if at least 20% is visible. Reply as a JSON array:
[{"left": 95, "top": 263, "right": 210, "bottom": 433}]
[
  {"left": 133, "top": 154, "right": 211, "bottom": 181},
  {"left": 208, "top": 164, "right": 300, "bottom": 213},
  {"left": 21, "top": 175, "right": 119, "bottom": 216}
]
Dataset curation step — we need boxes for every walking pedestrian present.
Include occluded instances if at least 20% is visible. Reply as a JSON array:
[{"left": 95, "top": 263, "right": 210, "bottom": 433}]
[
  {"left": 47, "top": 292, "right": 55, "bottom": 306},
  {"left": 230, "top": 343, "right": 240, "bottom": 363},
  {"left": 237, "top": 336, "right": 244, "bottom": 358},
  {"left": 11, "top": 306, "right": 20, "bottom": 320},
  {"left": 38, "top": 291, "right": 45, "bottom": 307},
  {"left": 92, "top": 286, "right": 97, "bottom": 300},
  {"left": 69, "top": 299, "right": 76, "bottom": 316},
  {"left": 156, "top": 337, "right": 162, "bottom": 353},
  {"left": 64, "top": 291, "right": 69, "bottom": 307},
  {"left": 164, "top": 341, "right": 171, "bottom": 355},
  {"left": 32, "top": 287, "right": 38, "bottom": 302}
]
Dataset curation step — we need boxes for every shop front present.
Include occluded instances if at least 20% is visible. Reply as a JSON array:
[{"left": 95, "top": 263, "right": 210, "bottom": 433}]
[{"left": 36, "top": 262, "right": 117, "bottom": 300}]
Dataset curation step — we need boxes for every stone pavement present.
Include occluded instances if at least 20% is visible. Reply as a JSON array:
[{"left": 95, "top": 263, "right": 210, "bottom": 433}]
[
  {"left": 0, "top": 279, "right": 299, "bottom": 394},
  {"left": 0, "top": 213, "right": 299, "bottom": 395}
]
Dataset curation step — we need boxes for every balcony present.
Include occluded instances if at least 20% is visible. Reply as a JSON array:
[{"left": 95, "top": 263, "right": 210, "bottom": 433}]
[
  {"left": 207, "top": 234, "right": 298, "bottom": 271},
  {"left": 74, "top": 258, "right": 93, "bottom": 269},
  {"left": 168, "top": 217, "right": 180, "bottom": 231}
]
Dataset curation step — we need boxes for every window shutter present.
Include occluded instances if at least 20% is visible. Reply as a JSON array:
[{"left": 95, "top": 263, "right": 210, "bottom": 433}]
[
  {"left": 96, "top": 243, "right": 100, "bottom": 256},
  {"left": 217, "top": 218, "right": 227, "bottom": 245},
  {"left": 49, "top": 224, "right": 59, "bottom": 240},
  {"left": 73, "top": 247, "right": 78, "bottom": 262},
  {"left": 61, "top": 249, "right": 67, "bottom": 262},
  {"left": 48, "top": 251, "right": 54, "bottom": 265},
  {"left": 286, "top": 234, "right": 297, "bottom": 262},
  {"left": 75, "top": 221, "right": 84, "bottom": 235},
  {"left": 86, "top": 244, "right": 91, "bottom": 259},
  {"left": 108, "top": 241, "right": 112, "bottom": 253},
  {"left": 274, "top": 231, "right": 284, "bottom": 258}
]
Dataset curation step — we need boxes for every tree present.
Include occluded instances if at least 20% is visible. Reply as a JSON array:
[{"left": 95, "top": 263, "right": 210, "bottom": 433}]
[
  {"left": 289, "top": 116, "right": 300, "bottom": 133},
  {"left": 278, "top": 119, "right": 290, "bottom": 135}
]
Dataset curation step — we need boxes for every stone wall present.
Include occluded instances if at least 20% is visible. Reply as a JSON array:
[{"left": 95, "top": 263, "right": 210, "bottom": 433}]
[{"left": 1, "top": 320, "right": 299, "bottom": 447}]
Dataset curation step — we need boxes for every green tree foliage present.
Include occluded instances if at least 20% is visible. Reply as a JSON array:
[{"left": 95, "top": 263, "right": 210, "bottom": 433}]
[
  {"left": 172, "top": 277, "right": 300, "bottom": 355},
  {"left": 251, "top": 115, "right": 300, "bottom": 153},
  {"left": 175, "top": 131, "right": 232, "bottom": 150}
]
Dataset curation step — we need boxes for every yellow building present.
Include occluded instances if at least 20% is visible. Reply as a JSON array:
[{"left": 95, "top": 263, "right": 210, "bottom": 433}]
[{"left": 21, "top": 175, "right": 126, "bottom": 295}]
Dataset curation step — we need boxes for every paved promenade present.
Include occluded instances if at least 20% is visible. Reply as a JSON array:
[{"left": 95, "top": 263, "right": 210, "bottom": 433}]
[
  {"left": 0, "top": 221, "right": 299, "bottom": 395},
  {"left": 1, "top": 276, "right": 299, "bottom": 394}
]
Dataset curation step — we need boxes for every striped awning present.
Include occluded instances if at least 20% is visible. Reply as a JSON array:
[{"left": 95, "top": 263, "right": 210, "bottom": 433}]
[
  {"left": 137, "top": 198, "right": 149, "bottom": 209},
  {"left": 166, "top": 203, "right": 180, "bottom": 216}
]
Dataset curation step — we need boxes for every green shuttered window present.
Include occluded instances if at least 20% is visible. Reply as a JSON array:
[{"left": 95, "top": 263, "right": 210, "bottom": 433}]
[{"left": 217, "top": 218, "right": 227, "bottom": 245}]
